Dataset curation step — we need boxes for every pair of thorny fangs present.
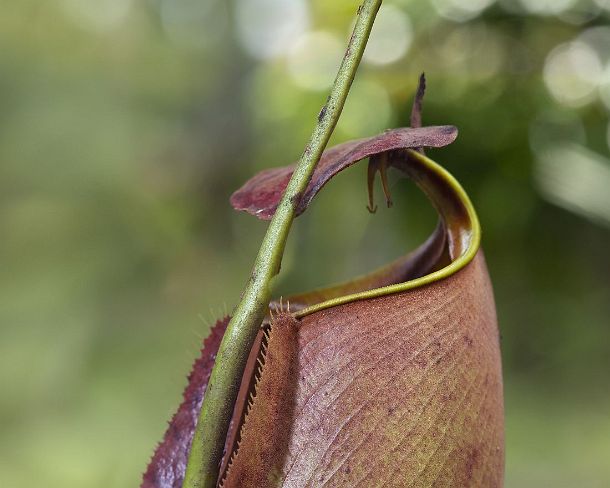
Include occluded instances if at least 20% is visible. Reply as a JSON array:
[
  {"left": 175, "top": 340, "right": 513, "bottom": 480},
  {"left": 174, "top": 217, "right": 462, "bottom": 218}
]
[{"left": 142, "top": 75, "right": 504, "bottom": 488}]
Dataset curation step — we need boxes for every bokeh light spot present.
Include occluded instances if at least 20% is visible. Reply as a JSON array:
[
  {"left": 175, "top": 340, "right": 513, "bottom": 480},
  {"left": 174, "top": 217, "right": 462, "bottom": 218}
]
[
  {"left": 363, "top": 5, "right": 412, "bottom": 66},
  {"left": 337, "top": 80, "right": 392, "bottom": 137},
  {"left": 535, "top": 144, "right": 610, "bottom": 227},
  {"left": 432, "top": 0, "right": 496, "bottom": 23},
  {"left": 543, "top": 41, "right": 602, "bottom": 107},
  {"left": 518, "top": 0, "right": 578, "bottom": 15},
  {"left": 287, "top": 31, "right": 343, "bottom": 91},
  {"left": 59, "top": 0, "right": 132, "bottom": 32},
  {"left": 577, "top": 27, "right": 610, "bottom": 110},
  {"left": 236, "top": 0, "right": 309, "bottom": 60},
  {"left": 594, "top": 0, "right": 610, "bottom": 11}
]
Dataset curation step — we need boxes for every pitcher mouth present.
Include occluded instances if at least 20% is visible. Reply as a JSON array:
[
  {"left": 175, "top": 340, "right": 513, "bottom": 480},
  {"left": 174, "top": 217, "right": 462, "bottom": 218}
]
[{"left": 270, "top": 149, "right": 480, "bottom": 319}]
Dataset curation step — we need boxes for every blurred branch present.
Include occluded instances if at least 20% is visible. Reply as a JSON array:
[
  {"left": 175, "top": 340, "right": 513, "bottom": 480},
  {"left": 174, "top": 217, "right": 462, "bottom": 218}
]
[{"left": 182, "top": 1, "right": 383, "bottom": 487}]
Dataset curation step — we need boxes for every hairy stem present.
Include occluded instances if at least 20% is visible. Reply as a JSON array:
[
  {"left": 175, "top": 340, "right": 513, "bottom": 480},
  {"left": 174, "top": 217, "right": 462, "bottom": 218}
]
[{"left": 183, "top": 2, "right": 383, "bottom": 487}]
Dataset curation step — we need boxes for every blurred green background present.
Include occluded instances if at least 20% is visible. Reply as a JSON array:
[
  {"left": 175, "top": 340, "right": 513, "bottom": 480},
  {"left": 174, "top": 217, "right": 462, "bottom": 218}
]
[{"left": 2, "top": 0, "right": 610, "bottom": 486}]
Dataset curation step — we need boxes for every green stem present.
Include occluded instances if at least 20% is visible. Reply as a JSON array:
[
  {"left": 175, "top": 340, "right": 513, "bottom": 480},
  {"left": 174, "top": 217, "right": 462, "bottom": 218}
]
[{"left": 183, "top": 2, "right": 383, "bottom": 487}]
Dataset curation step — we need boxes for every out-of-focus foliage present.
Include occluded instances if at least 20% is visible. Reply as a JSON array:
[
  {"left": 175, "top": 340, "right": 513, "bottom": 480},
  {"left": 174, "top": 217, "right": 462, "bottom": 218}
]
[{"left": 1, "top": 1, "right": 609, "bottom": 487}]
